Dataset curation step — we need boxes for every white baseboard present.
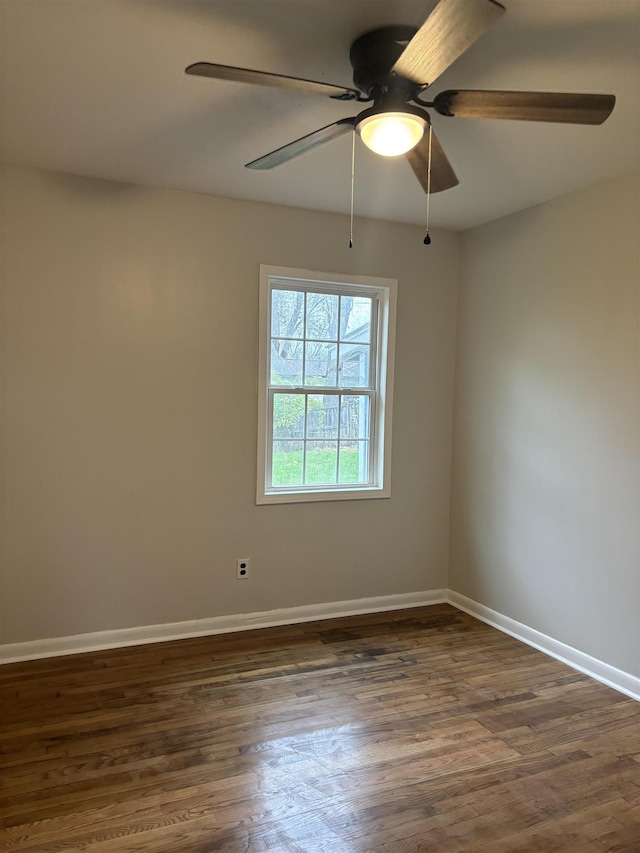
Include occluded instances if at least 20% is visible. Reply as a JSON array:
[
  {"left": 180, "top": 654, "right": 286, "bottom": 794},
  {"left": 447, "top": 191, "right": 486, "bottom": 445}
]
[
  {"left": 3, "top": 589, "right": 639, "bottom": 702},
  {"left": 447, "top": 590, "right": 640, "bottom": 702},
  {"left": 0, "top": 589, "right": 447, "bottom": 664}
]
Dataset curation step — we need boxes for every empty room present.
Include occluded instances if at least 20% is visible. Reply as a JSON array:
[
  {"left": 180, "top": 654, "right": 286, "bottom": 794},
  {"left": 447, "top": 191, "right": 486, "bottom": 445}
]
[{"left": 1, "top": 0, "right": 639, "bottom": 850}]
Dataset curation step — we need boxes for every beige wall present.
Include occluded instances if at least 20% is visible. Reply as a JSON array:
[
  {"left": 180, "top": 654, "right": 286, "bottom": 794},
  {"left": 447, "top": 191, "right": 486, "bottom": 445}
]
[
  {"left": 1, "top": 163, "right": 460, "bottom": 644},
  {"left": 450, "top": 173, "right": 640, "bottom": 676},
  {"left": 5, "top": 161, "right": 638, "bottom": 679}
]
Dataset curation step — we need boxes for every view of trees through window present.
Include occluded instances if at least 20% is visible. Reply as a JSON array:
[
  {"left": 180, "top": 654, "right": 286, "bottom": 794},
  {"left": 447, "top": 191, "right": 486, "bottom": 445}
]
[{"left": 269, "top": 287, "right": 374, "bottom": 488}]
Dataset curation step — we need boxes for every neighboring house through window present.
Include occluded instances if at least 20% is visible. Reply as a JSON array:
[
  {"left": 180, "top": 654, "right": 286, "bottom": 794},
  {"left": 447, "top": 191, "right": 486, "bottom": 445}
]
[{"left": 257, "top": 265, "right": 397, "bottom": 504}]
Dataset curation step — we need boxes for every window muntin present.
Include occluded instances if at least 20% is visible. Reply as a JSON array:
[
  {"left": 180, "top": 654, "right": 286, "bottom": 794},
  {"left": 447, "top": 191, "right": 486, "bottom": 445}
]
[{"left": 258, "top": 267, "right": 396, "bottom": 504}]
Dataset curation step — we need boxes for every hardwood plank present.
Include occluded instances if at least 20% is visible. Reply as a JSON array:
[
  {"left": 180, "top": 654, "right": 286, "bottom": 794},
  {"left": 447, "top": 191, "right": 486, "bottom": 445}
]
[{"left": 1, "top": 604, "right": 639, "bottom": 851}]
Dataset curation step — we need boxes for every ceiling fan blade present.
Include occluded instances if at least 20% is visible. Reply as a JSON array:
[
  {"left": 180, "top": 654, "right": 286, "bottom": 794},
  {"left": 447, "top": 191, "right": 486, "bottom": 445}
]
[
  {"left": 246, "top": 118, "right": 357, "bottom": 169},
  {"left": 406, "top": 128, "right": 459, "bottom": 194},
  {"left": 185, "top": 62, "right": 361, "bottom": 101},
  {"left": 392, "top": 0, "right": 505, "bottom": 87},
  {"left": 433, "top": 90, "right": 616, "bottom": 124}
]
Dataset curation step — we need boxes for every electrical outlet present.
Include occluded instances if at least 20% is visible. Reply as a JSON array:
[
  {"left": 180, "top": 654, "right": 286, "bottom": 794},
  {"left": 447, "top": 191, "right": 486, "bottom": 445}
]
[{"left": 236, "top": 558, "right": 250, "bottom": 580}]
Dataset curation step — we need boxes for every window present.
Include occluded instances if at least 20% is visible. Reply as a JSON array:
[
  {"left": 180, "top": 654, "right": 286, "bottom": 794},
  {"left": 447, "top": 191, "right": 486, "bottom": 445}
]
[{"left": 257, "top": 265, "right": 397, "bottom": 504}]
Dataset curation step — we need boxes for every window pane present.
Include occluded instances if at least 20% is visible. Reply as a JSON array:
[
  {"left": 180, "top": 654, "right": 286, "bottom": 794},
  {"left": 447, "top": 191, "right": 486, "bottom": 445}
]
[
  {"left": 271, "top": 289, "right": 304, "bottom": 339},
  {"left": 260, "top": 267, "right": 395, "bottom": 503},
  {"left": 305, "top": 441, "right": 338, "bottom": 485},
  {"left": 306, "top": 394, "right": 339, "bottom": 440},
  {"left": 304, "top": 341, "right": 337, "bottom": 386},
  {"left": 272, "top": 440, "right": 303, "bottom": 486},
  {"left": 273, "top": 394, "right": 305, "bottom": 440},
  {"left": 306, "top": 292, "right": 338, "bottom": 341},
  {"left": 338, "top": 343, "right": 370, "bottom": 387},
  {"left": 271, "top": 340, "right": 303, "bottom": 385},
  {"left": 340, "top": 295, "right": 372, "bottom": 343},
  {"left": 339, "top": 441, "right": 369, "bottom": 483},
  {"left": 340, "top": 395, "right": 370, "bottom": 439}
]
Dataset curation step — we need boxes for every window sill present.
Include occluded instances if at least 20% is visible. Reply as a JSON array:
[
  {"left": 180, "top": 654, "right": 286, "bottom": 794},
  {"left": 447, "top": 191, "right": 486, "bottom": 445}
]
[{"left": 257, "top": 485, "right": 391, "bottom": 505}]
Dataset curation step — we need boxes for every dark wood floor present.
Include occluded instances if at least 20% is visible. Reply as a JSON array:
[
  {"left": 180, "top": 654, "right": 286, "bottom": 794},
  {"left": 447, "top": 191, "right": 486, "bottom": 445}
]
[{"left": 1, "top": 604, "right": 639, "bottom": 852}]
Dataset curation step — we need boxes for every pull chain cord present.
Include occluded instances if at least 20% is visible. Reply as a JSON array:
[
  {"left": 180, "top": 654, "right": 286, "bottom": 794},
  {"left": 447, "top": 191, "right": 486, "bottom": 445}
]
[
  {"left": 424, "top": 123, "right": 433, "bottom": 246},
  {"left": 349, "top": 130, "right": 356, "bottom": 248}
]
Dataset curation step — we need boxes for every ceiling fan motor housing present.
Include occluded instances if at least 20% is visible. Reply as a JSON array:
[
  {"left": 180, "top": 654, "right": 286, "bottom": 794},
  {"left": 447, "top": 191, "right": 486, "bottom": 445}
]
[{"left": 349, "top": 26, "right": 422, "bottom": 102}]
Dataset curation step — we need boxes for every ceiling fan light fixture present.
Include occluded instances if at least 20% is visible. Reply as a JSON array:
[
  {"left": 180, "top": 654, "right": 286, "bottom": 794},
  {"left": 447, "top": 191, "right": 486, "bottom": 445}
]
[{"left": 356, "top": 110, "right": 427, "bottom": 157}]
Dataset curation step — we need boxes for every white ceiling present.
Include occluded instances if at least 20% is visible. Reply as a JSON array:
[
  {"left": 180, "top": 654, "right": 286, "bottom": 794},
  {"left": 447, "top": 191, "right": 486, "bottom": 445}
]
[{"left": 1, "top": 0, "right": 638, "bottom": 230}]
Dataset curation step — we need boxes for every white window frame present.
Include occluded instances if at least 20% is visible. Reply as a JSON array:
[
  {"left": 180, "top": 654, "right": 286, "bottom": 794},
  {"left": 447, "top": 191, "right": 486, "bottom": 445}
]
[{"left": 257, "top": 265, "right": 397, "bottom": 505}]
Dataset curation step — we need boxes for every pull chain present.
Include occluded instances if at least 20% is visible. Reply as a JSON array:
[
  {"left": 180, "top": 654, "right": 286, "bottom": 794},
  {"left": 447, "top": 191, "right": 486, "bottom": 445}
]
[
  {"left": 349, "top": 130, "right": 356, "bottom": 248},
  {"left": 424, "top": 123, "right": 433, "bottom": 246}
]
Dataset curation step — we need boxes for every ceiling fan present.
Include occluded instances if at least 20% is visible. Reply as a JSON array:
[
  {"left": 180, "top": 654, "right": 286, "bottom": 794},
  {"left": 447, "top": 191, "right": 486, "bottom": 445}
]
[{"left": 185, "top": 0, "right": 615, "bottom": 195}]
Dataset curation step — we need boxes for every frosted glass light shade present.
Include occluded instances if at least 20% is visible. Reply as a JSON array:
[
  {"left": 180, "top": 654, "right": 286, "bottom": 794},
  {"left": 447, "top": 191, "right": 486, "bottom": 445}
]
[{"left": 357, "top": 112, "right": 426, "bottom": 157}]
